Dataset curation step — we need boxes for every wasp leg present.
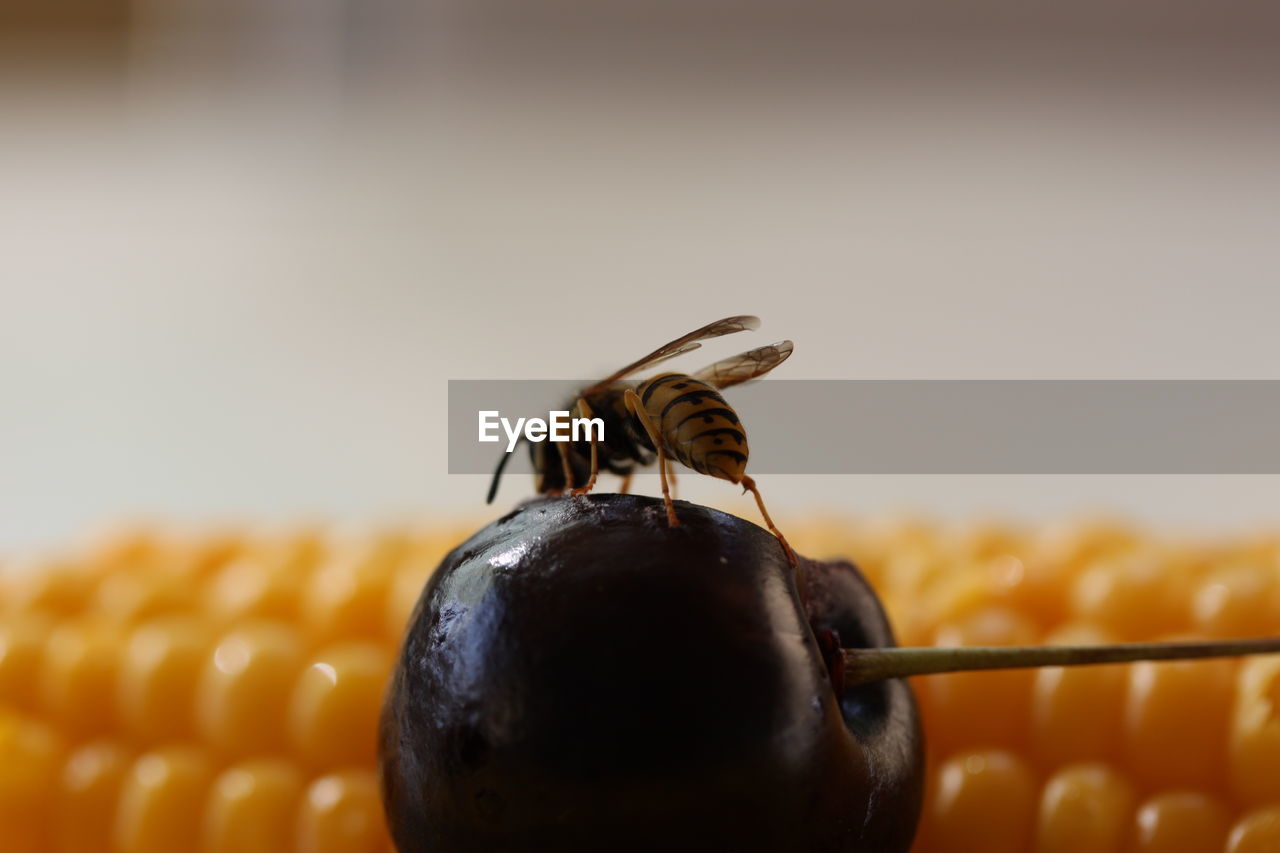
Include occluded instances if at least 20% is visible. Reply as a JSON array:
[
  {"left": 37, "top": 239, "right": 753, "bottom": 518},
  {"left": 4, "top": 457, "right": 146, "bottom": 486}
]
[
  {"left": 533, "top": 442, "right": 561, "bottom": 497},
  {"left": 617, "top": 473, "right": 632, "bottom": 494},
  {"left": 739, "top": 474, "right": 797, "bottom": 568},
  {"left": 624, "top": 388, "right": 679, "bottom": 527},
  {"left": 655, "top": 453, "right": 679, "bottom": 526},
  {"left": 568, "top": 397, "right": 600, "bottom": 496},
  {"left": 558, "top": 430, "right": 576, "bottom": 493},
  {"left": 668, "top": 466, "right": 678, "bottom": 500}
]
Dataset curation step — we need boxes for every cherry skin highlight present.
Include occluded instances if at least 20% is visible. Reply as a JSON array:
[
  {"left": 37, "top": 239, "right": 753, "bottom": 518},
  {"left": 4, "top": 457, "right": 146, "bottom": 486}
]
[{"left": 379, "top": 494, "right": 923, "bottom": 852}]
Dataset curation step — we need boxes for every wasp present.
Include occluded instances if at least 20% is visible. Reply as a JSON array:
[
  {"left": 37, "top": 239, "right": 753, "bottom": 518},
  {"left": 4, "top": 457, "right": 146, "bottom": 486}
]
[{"left": 486, "top": 315, "right": 796, "bottom": 565}]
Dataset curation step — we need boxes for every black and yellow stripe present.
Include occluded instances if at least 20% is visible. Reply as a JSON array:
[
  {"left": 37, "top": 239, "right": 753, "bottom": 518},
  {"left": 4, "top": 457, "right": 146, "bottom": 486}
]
[{"left": 634, "top": 373, "right": 749, "bottom": 483}]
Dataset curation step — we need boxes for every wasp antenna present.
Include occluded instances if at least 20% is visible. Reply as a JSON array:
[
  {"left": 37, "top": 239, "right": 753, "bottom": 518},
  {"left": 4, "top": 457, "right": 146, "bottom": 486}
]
[{"left": 485, "top": 444, "right": 518, "bottom": 504}]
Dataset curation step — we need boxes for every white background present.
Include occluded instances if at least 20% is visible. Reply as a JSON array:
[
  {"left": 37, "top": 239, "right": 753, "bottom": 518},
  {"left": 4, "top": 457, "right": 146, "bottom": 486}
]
[{"left": 3, "top": 19, "right": 1280, "bottom": 550}]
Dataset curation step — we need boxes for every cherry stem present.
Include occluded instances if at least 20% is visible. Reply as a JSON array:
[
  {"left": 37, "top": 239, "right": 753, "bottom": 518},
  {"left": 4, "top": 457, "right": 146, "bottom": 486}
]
[{"left": 841, "top": 636, "right": 1280, "bottom": 687}]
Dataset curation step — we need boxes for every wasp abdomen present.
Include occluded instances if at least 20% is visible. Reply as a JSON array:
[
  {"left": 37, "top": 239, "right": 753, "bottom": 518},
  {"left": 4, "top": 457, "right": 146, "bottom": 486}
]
[{"left": 636, "top": 373, "right": 749, "bottom": 483}]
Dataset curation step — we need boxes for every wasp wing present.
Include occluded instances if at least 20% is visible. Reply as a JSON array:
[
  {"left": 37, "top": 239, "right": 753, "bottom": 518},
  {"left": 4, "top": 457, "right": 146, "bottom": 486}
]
[
  {"left": 692, "top": 340, "right": 794, "bottom": 389},
  {"left": 581, "top": 315, "right": 761, "bottom": 394},
  {"left": 619, "top": 340, "right": 703, "bottom": 375}
]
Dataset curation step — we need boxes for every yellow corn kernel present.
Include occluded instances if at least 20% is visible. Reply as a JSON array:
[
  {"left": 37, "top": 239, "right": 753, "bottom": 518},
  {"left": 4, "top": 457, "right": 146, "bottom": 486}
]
[
  {"left": 1229, "top": 654, "right": 1280, "bottom": 807},
  {"left": 994, "top": 552, "right": 1077, "bottom": 629},
  {"left": 5, "top": 559, "right": 95, "bottom": 618},
  {"left": 1029, "top": 623, "right": 1126, "bottom": 769},
  {"left": 882, "top": 548, "right": 951, "bottom": 601},
  {"left": 1033, "top": 764, "right": 1135, "bottom": 853},
  {"left": 304, "top": 550, "right": 399, "bottom": 646},
  {"left": 788, "top": 516, "right": 886, "bottom": 585},
  {"left": 206, "top": 558, "right": 304, "bottom": 626},
  {"left": 297, "top": 770, "right": 392, "bottom": 853},
  {"left": 1190, "top": 565, "right": 1280, "bottom": 638},
  {"left": 195, "top": 621, "right": 306, "bottom": 758},
  {"left": 1069, "top": 559, "right": 1187, "bottom": 641},
  {"left": 40, "top": 621, "right": 124, "bottom": 739},
  {"left": 289, "top": 642, "right": 393, "bottom": 772},
  {"left": 117, "top": 617, "right": 214, "bottom": 745},
  {"left": 115, "top": 747, "right": 214, "bottom": 853},
  {"left": 55, "top": 741, "right": 132, "bottom": 853},
  {"left": 77, "top": 523, "right": 165, "bottom": 575},
  {"left": 1130, "top": 791, "right": 1231, "bottom": 853},
  {"left": 0, "top": 712, "right": 67, "bottom": 853},
  {"left": 204, "top": 759, "right": 305, "bottom": 853},
  {"left": 922, "top": 570, "right": 992, "bottom": 629},
  {"left": 979, "top": 555, "right": 1051, "bottom": 621},
  {"left": 154, "top": 530, "right": 249, "bottom": 582},
  {"left": 939, "top": 522, "right": 1028, "bottom": 565},
  {"left": 1028, "top": 519, "right": 1141, "bottom": 571},
  {"left": 0, "top": 614, "right": 54, "bottom": 712},
  {"left": 1123, "top": 654, "right": 1235, "bottom": 792},
  {"left": 242, "top": 527, "right": 329, "bottom": 577},
  {"left": 920, "top": 606, "right": 1038, "bottom": 757},
  {"left": 1227, "top": 806, "right": 1280, "bottom": 853},
  {"left": 91, "top": 571, "right": 193, "bottom": 627},
  {"left": 926, "top": 750, "right": 1036, "bottom": 853}
]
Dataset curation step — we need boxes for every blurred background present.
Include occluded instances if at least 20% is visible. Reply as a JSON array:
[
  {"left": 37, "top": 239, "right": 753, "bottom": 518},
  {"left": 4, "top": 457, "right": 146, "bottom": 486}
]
[{"left": 4, "top": 1, "right": 1280, "bottom": 550}]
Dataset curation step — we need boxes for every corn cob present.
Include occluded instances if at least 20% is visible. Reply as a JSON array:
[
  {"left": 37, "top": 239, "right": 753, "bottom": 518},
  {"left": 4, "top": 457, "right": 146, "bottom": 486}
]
[
  {"left": 788, "top": 516, "right": 1280, "bottom": 853},
  {"left": 0, "top": 516, "right": 1277, "bottom": 851}
]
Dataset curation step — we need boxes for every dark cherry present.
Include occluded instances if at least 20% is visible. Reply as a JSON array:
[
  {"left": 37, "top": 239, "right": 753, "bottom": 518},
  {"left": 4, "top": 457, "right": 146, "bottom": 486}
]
[{"left": 379, "top": 494, "right": 923, "bottom": 852}]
